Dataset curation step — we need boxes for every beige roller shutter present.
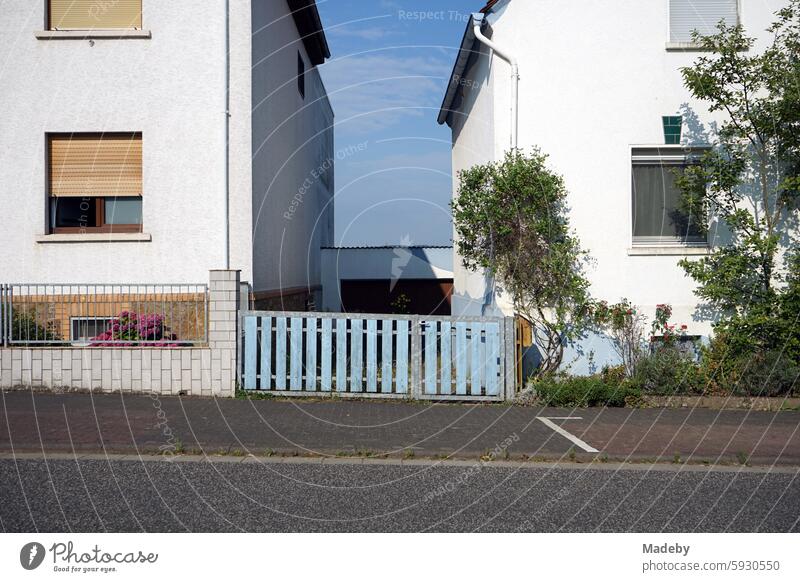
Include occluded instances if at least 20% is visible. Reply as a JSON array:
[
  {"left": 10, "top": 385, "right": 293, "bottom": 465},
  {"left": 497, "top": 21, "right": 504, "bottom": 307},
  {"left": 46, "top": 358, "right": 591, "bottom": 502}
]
[
  {"left": 49, "top": 0, "right": 142, "bottom": 30},
  {"left": 50, "top": 134, "right": 142, "bottom": 198}
]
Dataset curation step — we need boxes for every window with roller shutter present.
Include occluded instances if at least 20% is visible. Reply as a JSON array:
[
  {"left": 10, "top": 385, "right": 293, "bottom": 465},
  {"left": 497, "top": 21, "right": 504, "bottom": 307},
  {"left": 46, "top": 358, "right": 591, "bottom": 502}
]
[
  {"left": 48, "top": 133, "right": 143, "bottom": 234},
  {"left": 48, "top": 0, "right": 142, "bottom": 30},
  {"left": 669, "top": 0, "right": 739, "bottom": 44}
]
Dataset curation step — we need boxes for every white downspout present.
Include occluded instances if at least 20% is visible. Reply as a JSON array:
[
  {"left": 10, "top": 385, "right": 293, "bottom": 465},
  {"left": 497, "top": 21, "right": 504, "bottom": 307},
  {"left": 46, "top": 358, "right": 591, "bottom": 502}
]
[
  {"left": 472, "top": 20, "right": 519, "bottom": 150},
  {"left": 472, "top": 17, "right": 519, "bottom": 316},
  {"left": 223, "top": 0, "right": 231, "bottom": 269}
]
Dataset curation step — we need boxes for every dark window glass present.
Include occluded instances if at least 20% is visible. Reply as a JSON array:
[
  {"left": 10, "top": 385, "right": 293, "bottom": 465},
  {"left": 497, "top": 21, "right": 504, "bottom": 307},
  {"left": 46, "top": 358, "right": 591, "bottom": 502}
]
[
  {"left": 71, "top": 318, "right": 114, "bottom": 342},
  {"left": 632, "top": 163, "right": 705, "bottom": 243},
  {"left": 298, "top": 52, "right": 305, "bottom": 99},
  {"left": 51, "top": 198, "right": 97, "bottom": 229}
]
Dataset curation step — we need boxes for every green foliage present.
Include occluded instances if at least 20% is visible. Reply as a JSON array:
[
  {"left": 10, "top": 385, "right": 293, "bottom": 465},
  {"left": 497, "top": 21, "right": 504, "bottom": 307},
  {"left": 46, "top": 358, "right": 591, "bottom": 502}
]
[
  {"left": 11, "top": 308, "right": 61, "bottom": 343},
  {"left": 390, "top": 293, "right": 411, "bottom": 315},
  {"left": 452, "top": 149, "right": 592, "bottom": 375},
  {"left": 591, "top": 299, "right": 647, "bottom": 377},
  {"left": 632, "top": 347, "right": 706, "bottom": 396},
  {"left": 531, "top": 374, "right": 640, "bottom": 408},
  {"left": 676, "top": 6, "right": 800, "bottom": 371}
]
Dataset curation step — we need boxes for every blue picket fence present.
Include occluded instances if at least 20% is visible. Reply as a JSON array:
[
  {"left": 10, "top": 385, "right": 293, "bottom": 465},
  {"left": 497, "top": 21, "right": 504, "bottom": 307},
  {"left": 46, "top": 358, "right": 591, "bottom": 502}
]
[{"left": 240, "top": 311, "right": 515, "bottom": 401}]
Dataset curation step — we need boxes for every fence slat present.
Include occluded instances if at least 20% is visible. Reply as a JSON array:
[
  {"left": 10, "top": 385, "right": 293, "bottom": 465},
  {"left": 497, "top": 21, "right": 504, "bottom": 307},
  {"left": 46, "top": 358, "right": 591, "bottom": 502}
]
[
  {"left": 470, "top": 322, "right": 483, "bottom": 395},
  {"left": 275, "top": 317, "right": 287, "bottom": 390},
  {"left": 336, "top": 318, "right": 347, "bottom": 392},
  {"left": 455, "top": 322, "right": 468, "bottom": 395},
  {"left": 381, "top": 319, "right": 393, "bottom": 393},
  {"left": 440, "top": 321, "right": 452, "bottom": 395},
  {"left": 259, "top": 316, "right": 272, "bottom": 390},
  {"left": 321, "top": 318, "right": 332, "bottom": 391},
  {"left": 396, "top": 320, "right": 409, "bottom": 394},
  {"left": 485, "top": 322, "right": 500, "bottom": 396},
  {"left": 290, "top": 318, "right": 303, "bottom": 390},
  {"left": 244, "top": 316, "right": 257, "bottom": 390},
  {"left": 366, "top": 319, "right": 378, "bottom": 392},
  {"left": 350, "top": 319, "right": 363, "bottom": 393},
  {"left": 306, "top": 317, "right": 317, "bottom": 391},
  {"left": 424, "top": 321, "right": 438, "bottom": 395}
]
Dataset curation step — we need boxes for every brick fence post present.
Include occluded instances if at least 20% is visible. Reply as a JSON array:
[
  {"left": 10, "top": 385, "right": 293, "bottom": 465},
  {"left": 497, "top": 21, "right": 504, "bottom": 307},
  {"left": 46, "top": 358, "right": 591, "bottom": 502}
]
[{"left": 209, "top": 270, "right": 241, "bottom": 397}]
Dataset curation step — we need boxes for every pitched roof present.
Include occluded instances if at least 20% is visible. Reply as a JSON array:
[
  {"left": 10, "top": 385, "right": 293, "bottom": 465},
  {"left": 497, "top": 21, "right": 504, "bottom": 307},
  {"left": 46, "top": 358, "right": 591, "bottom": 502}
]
[
  {"left": 287, "top": 0, "right": 331, "bottom": 66},
  {"left": 436, "top": 12, "right": 484, "bottom": 126},
  {"left": 480, "top": 0, "right": 504, "bottom": 13}
]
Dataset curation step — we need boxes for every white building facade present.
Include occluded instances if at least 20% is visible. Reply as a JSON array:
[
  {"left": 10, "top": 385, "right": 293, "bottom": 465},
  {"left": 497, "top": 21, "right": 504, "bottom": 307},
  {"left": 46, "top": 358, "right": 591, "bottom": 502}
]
[
  {"left": 438, "top": 0, "right": 786, "bottom": 372},
  {"left": 0, "top": 0, "right": 334, "bottom": 309}
]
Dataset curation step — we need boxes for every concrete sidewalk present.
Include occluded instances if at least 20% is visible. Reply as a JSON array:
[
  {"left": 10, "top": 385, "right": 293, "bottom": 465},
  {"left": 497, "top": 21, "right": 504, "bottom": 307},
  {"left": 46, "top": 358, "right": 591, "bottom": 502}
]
[{"left": 1, "top": 391, "right": 799, "bottom": 465}]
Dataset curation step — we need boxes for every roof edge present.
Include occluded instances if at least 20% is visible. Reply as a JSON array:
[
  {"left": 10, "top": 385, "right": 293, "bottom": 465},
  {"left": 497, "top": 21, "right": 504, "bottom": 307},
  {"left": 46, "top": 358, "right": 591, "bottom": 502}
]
[
  {"left": 437, "top": 13, "right": 484, "bottom": 127},
  {"left": 287, "top": 0, "right": 331, "bottom": 66}
]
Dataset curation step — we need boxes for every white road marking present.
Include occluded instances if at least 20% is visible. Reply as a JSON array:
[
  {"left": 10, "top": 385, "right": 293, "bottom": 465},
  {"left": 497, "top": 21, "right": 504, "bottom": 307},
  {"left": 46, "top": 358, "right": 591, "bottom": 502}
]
[{"left": 537, "top": 417, "right": 599, "bottom": 453}]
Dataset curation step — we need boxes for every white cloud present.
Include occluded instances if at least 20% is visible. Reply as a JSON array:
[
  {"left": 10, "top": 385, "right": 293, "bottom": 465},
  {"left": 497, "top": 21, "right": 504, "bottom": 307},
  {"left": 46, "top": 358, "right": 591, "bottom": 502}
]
[
  {"left": 329, "top": 25, "right": 392, "bottom": 41},
  {"left": 320, "top": 53, "right": 452, "bottom": 134}
]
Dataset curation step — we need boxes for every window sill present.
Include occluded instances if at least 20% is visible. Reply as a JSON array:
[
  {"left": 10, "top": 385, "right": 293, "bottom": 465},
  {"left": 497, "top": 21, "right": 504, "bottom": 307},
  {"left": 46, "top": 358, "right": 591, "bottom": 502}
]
[
  {"left": 665, "top": 42, "right": 710, "bottom": 51},
  {"left": 666, "top": 42, "right": 748, "bottom": 53},
  {"left": 35, "top": 30, "right": 151, "bottom": 40},
  {"left": 628, "top": 245, "right": 710, "bottom": 256},
  {"left": 36, "top": 233, "right": 152, "bottom": 244}
]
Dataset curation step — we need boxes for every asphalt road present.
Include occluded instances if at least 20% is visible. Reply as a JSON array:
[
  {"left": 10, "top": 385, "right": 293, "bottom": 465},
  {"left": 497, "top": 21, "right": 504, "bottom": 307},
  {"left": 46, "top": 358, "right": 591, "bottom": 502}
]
[
  {"left": 3, "top": 392, "right": 800, "bottom": 464},
  {"left": 1, "top": 457, "right": 798, "bottom": 532}
]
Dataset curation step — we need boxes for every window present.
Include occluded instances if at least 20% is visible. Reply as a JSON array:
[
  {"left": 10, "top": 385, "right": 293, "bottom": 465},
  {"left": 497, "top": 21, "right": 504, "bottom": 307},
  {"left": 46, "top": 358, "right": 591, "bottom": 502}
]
[
  {"left": 632, "top": 147, "right": 707, "bottom": 246},
  {"left": 70, "top": 317, "right": 113, "bottom": 343},
  {"left": 48, "top": 0, "right": 142, "bottom": 30},
  {"left": 298, "top": 52, "right": 306, "bottom": 99},
  {"left": 48, "top": 133, "right": 143, "bottom": 234},
  {"left": 651, "top": 335, "right": 702, "bottom": 361},
  {"left": 669, "top": 0, "right": 739, "bottom": 43}
]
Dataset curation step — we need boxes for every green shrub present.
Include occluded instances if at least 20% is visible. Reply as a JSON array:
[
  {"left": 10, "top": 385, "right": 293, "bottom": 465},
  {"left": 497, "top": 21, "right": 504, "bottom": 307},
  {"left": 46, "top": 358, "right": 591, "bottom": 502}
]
[
  {"left": 632, "top": 346, "right": 705, "bottom": 395},
  {"left": 532, "top": 374, "right": 639, "bottom": 408},
  {"left": 11, "top": 308, "right": 61, "bottom": 344},
  {"left": 704, "top": 348, "right": 800, "bottom": 397}
]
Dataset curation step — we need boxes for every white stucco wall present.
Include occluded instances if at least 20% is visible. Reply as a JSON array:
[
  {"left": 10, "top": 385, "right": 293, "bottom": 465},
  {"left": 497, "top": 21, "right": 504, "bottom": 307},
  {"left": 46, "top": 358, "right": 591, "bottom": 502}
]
[
  {"left": 0, "top": 0, "right": 332, "bottom": 297},
  {"left": 0, "top": 1, "right": 230, "bottom": 284},
  {"left": 320, "top": 247, "right": 454, "bottom": 312},
  {"left": 447, "top": 0, "right": 785, "bottom": 342},
  {"left": 250, "top": 0, "right": 335, "bottom": 298}
]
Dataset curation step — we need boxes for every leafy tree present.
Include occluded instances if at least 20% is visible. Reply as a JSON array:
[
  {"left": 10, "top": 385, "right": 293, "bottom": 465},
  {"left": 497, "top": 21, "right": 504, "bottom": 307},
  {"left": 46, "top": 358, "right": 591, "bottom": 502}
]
[
  {"left": 676, "top": 3, "right": 800, "bottom": 362},
  {"left": 591, "top": 299, "right": 646, "bottom": 378},
  {"left": 452, "top": 149, "right": 592, "bottom": 375}
]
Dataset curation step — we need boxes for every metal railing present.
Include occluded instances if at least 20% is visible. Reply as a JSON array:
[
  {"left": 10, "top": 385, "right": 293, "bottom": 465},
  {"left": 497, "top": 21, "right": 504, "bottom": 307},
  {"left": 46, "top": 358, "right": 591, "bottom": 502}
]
[{"left": 0, "top": 284, "right": 208, "bottom": 347}]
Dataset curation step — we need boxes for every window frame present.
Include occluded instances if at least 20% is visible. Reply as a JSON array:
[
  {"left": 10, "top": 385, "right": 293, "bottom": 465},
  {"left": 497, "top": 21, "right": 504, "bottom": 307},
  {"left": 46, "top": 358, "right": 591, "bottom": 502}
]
[
  {"left": 630, "top": 145, "right": 710, "bottom": 248},
  {"left": 46, "top": 133, "right": 144, "bottom": 235},
  {"left": 70, "top": 316, "right": 115, "bottom": 344},
  {"left": 46, "top": 0, "right": 143, "bottom": 31},
  {"left": 666, "top": 0, "right": 741, "bottom": 49}
]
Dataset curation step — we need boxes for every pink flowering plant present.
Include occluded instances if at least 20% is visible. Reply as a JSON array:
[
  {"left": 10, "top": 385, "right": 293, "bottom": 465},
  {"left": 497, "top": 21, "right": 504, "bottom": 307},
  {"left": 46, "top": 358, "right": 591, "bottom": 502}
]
[
  {"left": 650, "top": 304, "right": 690, "bottom": 348},
  {"left": 91, "top": 311, "right": 183, "bottom": 347}
]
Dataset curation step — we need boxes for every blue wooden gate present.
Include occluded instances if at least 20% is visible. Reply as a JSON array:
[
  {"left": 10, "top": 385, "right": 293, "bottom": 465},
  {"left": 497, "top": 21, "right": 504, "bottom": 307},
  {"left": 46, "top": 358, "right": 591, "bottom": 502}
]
[{"left": 240, "top": 312, "right": 514, "bottom": 401}]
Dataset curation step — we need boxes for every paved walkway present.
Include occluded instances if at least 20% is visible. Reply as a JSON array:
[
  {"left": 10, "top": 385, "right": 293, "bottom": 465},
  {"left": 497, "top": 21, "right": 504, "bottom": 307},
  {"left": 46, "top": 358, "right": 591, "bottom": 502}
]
[{"left": 1, "top": 391, "right": 799, "bottom": 465}]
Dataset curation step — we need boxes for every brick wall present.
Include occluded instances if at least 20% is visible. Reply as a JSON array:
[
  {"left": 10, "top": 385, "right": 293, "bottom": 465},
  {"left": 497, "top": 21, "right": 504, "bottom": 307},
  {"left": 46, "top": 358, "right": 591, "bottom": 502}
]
[{"left": 0, "top": 270, "right": 240, "bottom": 397}]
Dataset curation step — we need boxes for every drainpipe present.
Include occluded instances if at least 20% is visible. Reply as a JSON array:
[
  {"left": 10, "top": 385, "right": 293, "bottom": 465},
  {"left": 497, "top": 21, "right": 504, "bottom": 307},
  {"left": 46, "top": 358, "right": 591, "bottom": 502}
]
[
  {"left": 223, "top": 0, "right": 231, "bottom": 269},
  {"left": 472, "top": 16, "right": 519, "bottom": 315},
  {"left": 472, "top": 18, "right": 519, "bottom": 150}
]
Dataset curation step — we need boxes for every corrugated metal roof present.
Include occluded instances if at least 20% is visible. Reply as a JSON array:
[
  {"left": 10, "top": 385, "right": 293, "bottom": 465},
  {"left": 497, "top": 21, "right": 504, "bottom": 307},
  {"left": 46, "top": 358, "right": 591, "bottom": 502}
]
[{"left": 322, "top": 246, "right": 452, "bottom": 250}]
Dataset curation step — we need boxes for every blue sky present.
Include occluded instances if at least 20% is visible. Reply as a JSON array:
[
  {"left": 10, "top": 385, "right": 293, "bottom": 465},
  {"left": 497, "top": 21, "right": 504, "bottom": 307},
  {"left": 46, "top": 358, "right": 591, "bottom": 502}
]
[{"left": 315, "top": 0, "right": 477, "bottom": 246}]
